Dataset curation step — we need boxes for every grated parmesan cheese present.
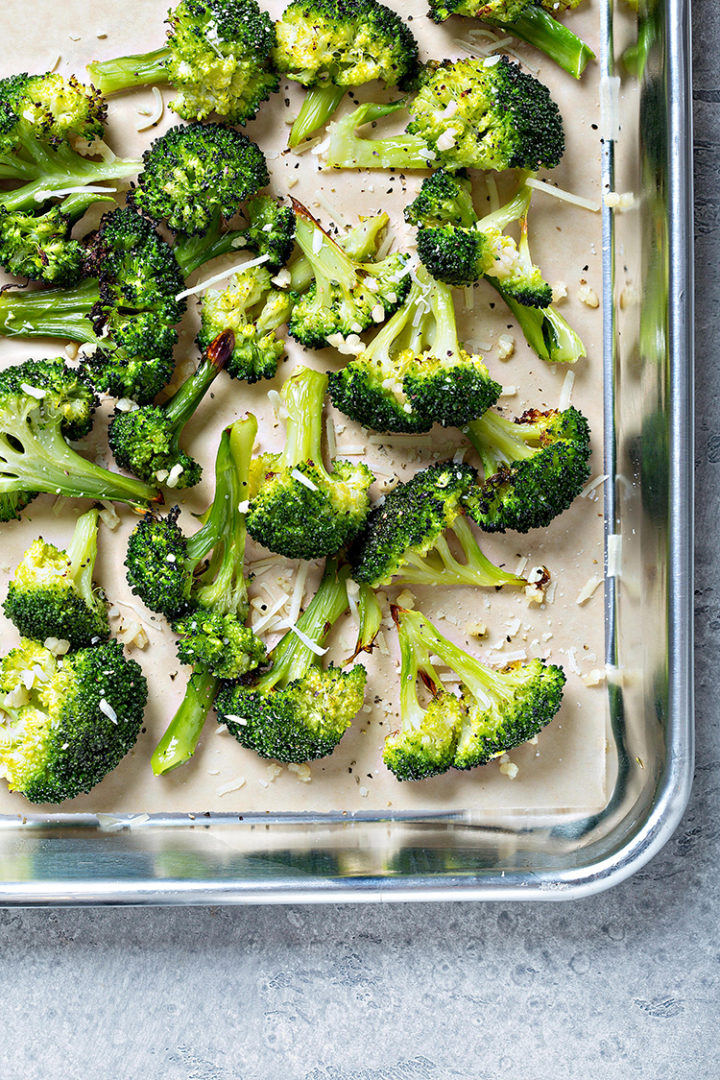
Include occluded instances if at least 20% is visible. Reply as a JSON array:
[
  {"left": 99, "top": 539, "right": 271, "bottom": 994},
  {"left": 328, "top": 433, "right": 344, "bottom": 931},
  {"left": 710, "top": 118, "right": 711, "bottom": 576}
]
[
  {"left": 175, "top": 254, "right": 271, "bottom": 301},
  {"left": 136, "top": 87, "right": 164, "bottom": 131},
  {"left": 216, "top": 776, "right": 246, "bottom": 796},
  {"left": 576, "top": 575, "right": 602, "bottom": 606},
  {"left": 526, "top": 177, "right": 601, "bottom": 213},
  {"left": 558, "top": 370, "right": 575, "bottom": 411}
]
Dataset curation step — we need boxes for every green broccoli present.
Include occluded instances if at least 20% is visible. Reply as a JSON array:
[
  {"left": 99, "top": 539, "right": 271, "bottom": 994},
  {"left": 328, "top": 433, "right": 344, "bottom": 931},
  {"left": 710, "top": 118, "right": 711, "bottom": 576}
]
[
  {"left": 148, "top": 416, "right": 267, "bottom": 774},
  {"left": 463, "top": 406, "right": 591, "bottom": 533},
  {"left": 0, "top": 638, "right": 147, "bottom": 803},
  {"left": 288, "top": 200, "right": 410, "bottom": 348},
  {"left": 428, "top": 1, "right": 594, "bottom": 80},
  {"left": 274, "top": 0, "right": 420, "bottom": 147},
  {"left": 349, "top": 461, "right": 528, "bottom": 590},
  {"left": 0, "top": 359, "right": 159, "bottom": 522},
  {"left": 0, "top": 207, "right": 187, "bottom": 404},
  {"left": 246, "top": 366, "right": 374, "bottom": 560},
  {"left": 328, "top": 266, "right": 502, "bottom": 433},
  {"left": 108, "top": 328, "right": 235, "bottom": 491},
  {"left": 346, "top": 580, "right": 383, "bottom": 662},
  {"left": 129, "top": 122, "right": 269, "bottom": 236},
  {"left": 171, "top": 195, "right": 297, "bottom": 277},
  {"left": 196, "top": 265, "right": 294, "bottom": 384},
  {"left": 87, "top": 0, "right": 279, "bottom": 124},
  {"left": 323, "top": 56, "right": 565, "bottom": 173},
  {"left": 287, "top": 210, "right": 392, "bottom": 293},
  {"left": 383, "top": 606, "right": 565, "bottom": 780},
  {"left": 0, "top": 73, "right": 139, "bottom": 212},
  {"left": 215, "top": 558, "right": 366, "bottom": 762},
  {"left": 3, "top": 508, "right": 109, "bottom": 649}
]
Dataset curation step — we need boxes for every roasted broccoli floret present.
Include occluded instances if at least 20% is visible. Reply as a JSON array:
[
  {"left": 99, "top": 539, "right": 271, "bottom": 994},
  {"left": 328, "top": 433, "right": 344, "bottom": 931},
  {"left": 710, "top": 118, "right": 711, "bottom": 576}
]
[
  {"left": 0, "top": 638, "right": 147, "bottom": 803},
  {"left": 215, "top": 558, "right": 366, "bottom": 762},
  {"left": 288, "top": 201, "right": 410, "bottom": 348},
  {"left": 109, "top": 329, "right": 235, "bottom": 491},
  {"left": 0, "top": 191, "right": 113, "bottom": 286},
  {"left": 463, "top": 406, "right": 591, "bottom": 533},
  {"left": 428, "top": 1, "right": 594, "bottom": 80},
  {"left": 328, "top": 266, "right": 502, "bottom": 433},
  {"left": 384, "top": 607, "right": 565, "bottom": 780},
  {"left": 349, "top": 461, "right": 527, "bottom": 590},
  {"left": 148, "top": 416, "right": 268, "bottom": 774},
  {"left": 324, "top": 56, "right": 564, "bottom": 173},
  {"left": 0, "top": 73, "right": 139, "bottom": 212},
  {"left": 130, "top": 122, "right": 269, "bottom": 236},
  {"left": 87, "top": 0, "right": 279, "bottom": 124},
  {"left": 246, "top": 366, "right": 374, "bottom": 560},
  {"left": 274, "top": 0, "right": 420, "bottom": 147},
  {"left": 3, "top": 508, "right": 109, "bottom": 649},
  {"left": 196, "top": 266, "right": 294, "bottom": 383},
  {"left": 0, "top": 207, "right": 187, "bottom": 404},
  {"left": 172, "top": 194, "right": 296, "bottom": 277},
  {"left": 0, "top": 359, "right": 159, "bottom": 521}
]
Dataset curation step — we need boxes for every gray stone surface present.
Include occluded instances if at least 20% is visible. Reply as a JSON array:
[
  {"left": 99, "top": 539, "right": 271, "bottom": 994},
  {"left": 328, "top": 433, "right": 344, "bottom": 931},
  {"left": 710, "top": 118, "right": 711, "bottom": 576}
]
[{"left": 2, "top": 6, "right": 719, "bottom": 1078}]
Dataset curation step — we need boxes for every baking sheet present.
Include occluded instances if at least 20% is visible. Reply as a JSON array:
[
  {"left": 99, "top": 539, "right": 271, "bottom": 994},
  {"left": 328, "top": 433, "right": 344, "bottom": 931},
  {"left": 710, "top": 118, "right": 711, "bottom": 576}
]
[{"left": 0, "top": 0, "right": 609, "bottom": 816}]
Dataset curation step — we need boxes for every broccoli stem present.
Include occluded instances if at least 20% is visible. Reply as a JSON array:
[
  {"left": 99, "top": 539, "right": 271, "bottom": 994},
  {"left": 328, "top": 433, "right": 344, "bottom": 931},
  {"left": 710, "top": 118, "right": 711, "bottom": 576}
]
[
  {"left": 67, "top": 507, "right": 102, "bottom": 613},
  {"left": 465, "top": 409, "right": 540, "bottom": 475},
  {"left": 0, "top": 278, "right": 99, "bottom": 342},
  {"left": 397, "top": 616, "right": 441, "bottom": 732},
  {"left": 280, "top": 366, "right": 329, "bottom": 471},
  {"left": 487, "top": 278, "right": 585, "bottom": 363},
  {"left": 324, "top": 101, "right": 432, "bottom": 171},
  {"left": 172, "top": 210, "right": 247, "bottom": 277},
  {"left": 87, "top": 47, "right": 171, "bottom": 95},
  {"left": 162, "top": 329, "right": 233, "bottom": 430},
  {"left": 151, "top": 669, "right": 220, "bottom": 775},
  {"left": 476, "top": 184, "right": 532, "bottom": 233},
  {"left": 347, "top": 582, "right": 383, "bottom": 661},
  {"left": 409, "top": 274, "right": 459, "bottom": 361},
  {"left": 394, "top": 514, "right": 525, "bottom": 588},
  {"left": 0, "top": 137, "right": 140, "bottom": 212},
  {"left": 289, "top": 84, "right": 347, "bottom": 148},
  {"left": 292, "top": 205, "right": 357, "bottom": 304},
  {"left": 493, "top": 7, "right": 594, "bottom": 79},
  {"left": 256, "top": 559, "right": 350, "bottom": 691},
  {"left": 288, "top": 212, "right": 390, "bottom": 292}
]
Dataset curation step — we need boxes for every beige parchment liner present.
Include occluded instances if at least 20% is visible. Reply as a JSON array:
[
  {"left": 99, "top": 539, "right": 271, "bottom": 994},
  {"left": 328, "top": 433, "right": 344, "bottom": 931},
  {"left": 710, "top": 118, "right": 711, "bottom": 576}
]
[{"left": 0, "top": 0, "right": 615, "bottom": 816}]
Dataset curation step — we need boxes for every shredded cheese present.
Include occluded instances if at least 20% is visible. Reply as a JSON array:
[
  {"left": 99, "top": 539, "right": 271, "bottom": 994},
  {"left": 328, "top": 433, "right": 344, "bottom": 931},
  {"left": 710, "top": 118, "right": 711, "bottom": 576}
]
[
  {"left": 136, "top": 87, "right": 164, "bottom": 131},
  {"left": 175, "top": 254, "right": 271, "bottom": 301},
  {"left": 525, "top": 177, "right": 601, "bottom": 213}
]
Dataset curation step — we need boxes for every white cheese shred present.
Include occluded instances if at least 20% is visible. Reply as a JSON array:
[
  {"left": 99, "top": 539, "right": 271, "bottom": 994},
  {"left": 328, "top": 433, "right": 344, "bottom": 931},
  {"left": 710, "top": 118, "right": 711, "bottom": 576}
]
[
  {"left": 136, "top": 87, "right": 164, "bottom": 131},
  {"left": 289, "top": 623, "right": 328, "bottom": 656},
  {"left": 290, "top": 468, "right": 318, "bottom": 491},
  {"left": 525, "top": 177, "right": 601, "bottom": 213},
  {"left": 558, "top": 370, "right": 575, "bottom": 411},
  {"left": 176, "top": 254, "right": 270, "bottom": 301}
]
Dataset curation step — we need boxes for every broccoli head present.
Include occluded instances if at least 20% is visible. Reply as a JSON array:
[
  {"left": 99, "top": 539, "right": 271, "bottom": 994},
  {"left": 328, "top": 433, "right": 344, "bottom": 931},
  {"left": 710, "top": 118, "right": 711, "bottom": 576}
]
[
  {"left": 130, "top": 122, "right": 269, "bottom": 235},
  {"left": 0, "top": 204, "right": 85, "bottom": 286},
  {"left": 328, "top": 266, "right": 502, "bottom": 433},
  {"left": 288, "top": 200, "right": 410, "bottom": 348},
  {"left": 0, "top": 638, "right": 148, "bottom": 803},
  {"left": 383, "top": 607, "right": 565, "bottom": 780},
  {"left": 173, "top": 609, "right": 266, "bottom": 679},
  {"left": 349, "top": 460, "right": 527, "bottom": 591},
  {"left": 215, "top": 559, "right": 365, "bottom": 762},
  {"left": 3, "top": 509, "right": 109, "bottom": 650},
  {"left": 197, "top": 266, "right": 293, "bottom": 383},
  {"left": 246, "top": 366, "right": 374, "bottom": 560},
  {"left": 241, "top": 195, "right": 296, "bottom": 270},
  {"left": 463, "top": 406, "right": 592, "bottom": 533}
]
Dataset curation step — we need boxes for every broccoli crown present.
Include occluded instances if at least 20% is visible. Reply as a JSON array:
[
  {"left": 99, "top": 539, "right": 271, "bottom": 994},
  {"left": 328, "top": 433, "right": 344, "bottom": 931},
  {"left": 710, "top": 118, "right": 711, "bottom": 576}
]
[
  {"left": 383, "top": 608, "right": 565, "bottom": 780},
  {"left": 197, "top": 266, "right": 291, "bottom": 383},
  {"left": 415, "top": 225, "right": 484, "bottom": 288},
  {"left": 464, "top": 406, "right": 592, "bottom": 533},
  {"left": 125, "top": 507, "right": 194, "bottom": 619},
  {"left": 242, "top": 195, "right": 296, "bottom": 270},
  {"left": 165, "top": 0, "right": 279, "bottom": 124},
  {"left": 0, "top": 357, "right": 97, "bottom": 441},
  {"left": 3, "top": 510, "right": 109, "bottom": 649},
  {"left": 173, "top": 608, "right": 266, "bottom": 678},
  {"left": 429, "top": 0, "right": 532, "bottom": 21},
  {"left": 0, "top": 205, "right": 85, "bottom": 286},
  {"left": 403, "top": 168, "right": 477, "bottom": 229},
  {"left": 0, "top": 638, "right": 147, "bottom": 803},
  {"left": 406, "top": 56, "right": 564, "bottom": 172},
  {"left": 288, "top": 201, "right": 410, "bottom": 348},
  {"left": 0, "top": 72, "right": 106, "bottom": 151},
  {"left": 130, "top": 123, "right": 269, "bottom": 235},
  {"left": 246, "top": 367, "right": 374, "bottom": 560},
  {"left": 329, "top": 267, "right": 502, "bottom": 433},
  {"left": 273, "top": 0, "right": 419, "bottom": 90}
]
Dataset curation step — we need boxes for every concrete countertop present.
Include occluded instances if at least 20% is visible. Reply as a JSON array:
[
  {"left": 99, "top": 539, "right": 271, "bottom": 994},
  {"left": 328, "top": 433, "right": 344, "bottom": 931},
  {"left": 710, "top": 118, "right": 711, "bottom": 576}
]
[{"left": 2, "top": 4, "right": 718, "bottom": 1076}]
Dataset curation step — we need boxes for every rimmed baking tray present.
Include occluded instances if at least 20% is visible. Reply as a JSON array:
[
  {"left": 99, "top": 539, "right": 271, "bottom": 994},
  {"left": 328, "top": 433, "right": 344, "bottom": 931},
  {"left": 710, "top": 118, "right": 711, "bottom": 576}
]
[{"left": 0, "top": 0, "right": 693, "bottom": 903}]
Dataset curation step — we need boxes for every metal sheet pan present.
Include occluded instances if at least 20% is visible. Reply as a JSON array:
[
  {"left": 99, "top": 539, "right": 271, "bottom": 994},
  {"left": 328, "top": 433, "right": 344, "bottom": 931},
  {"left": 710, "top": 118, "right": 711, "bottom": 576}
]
[{"left": 0, "top": 0, "right": 693, "bottom": 903}]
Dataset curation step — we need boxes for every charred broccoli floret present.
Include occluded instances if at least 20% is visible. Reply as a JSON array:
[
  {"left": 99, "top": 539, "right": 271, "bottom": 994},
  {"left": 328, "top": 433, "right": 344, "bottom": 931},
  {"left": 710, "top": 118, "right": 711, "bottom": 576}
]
[
  {"left": 463, "top": 406, "right": 592, "bottom": 533},
  {"left": 328, "top": 266, "right": 502, "bottom": 433},
  {"left": 87, "top": 0, "right": 279, "bottom": 124},
  {"left": 384, "top": 606, "right": 565, "bottom": 780},
  {"left": 0, "top": 73, "right": 139, "bottom": 212},
  {"left": 349, "top": 461, "right": 527, "bottom": 590},
  {"left": 246, "top": 366, "right": 374, "bottom": 560},
  {"left": 0, "top": 191, "right": 113, "bottom": 286},
  {"left": 196, "top": 265, "right": 294, "bottom": 383},
  {"left": 274, "top": 0, "right": 420, "bottom": 147},
  {"left": 130, "top": 122, "right": 269, "bottom": 236},
  {"left": 428, "top": 1, "right": 594, "bottom": 80},
  {"left": 288, "top": 201, "right": 410, "bottom": 348},
  {"left": 215, "top": 558, "right": 366, "bottom": 762},
  {"left": 324, "top": 56, "right": 564, "bottom": 173},
  {"left": 109, "top": 329, "right": 235, "bottom": 491},
  {"left": 0, "top": 638, "right": 148, "bottom": 803},
  {"left": 3, "top": 508, "right": 109, "bottom": 649},
  {"left": 0, "top": 359, "right": 159, "bottom": 521}
]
